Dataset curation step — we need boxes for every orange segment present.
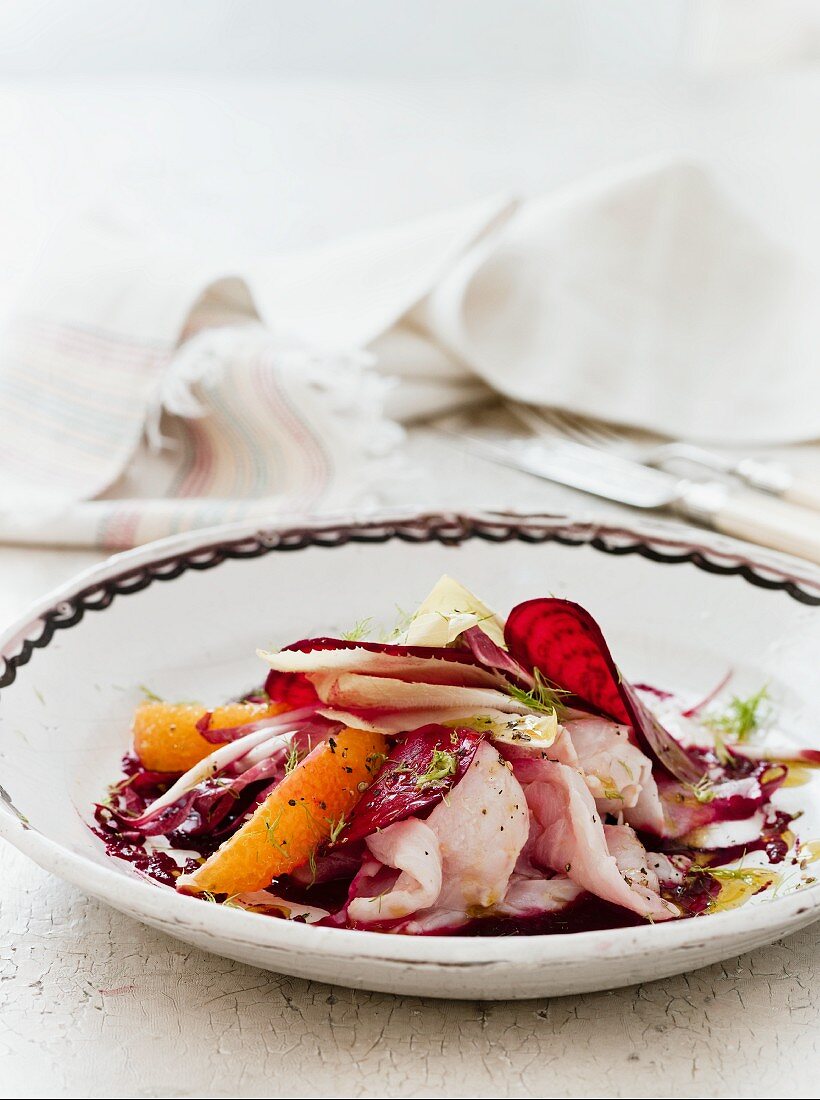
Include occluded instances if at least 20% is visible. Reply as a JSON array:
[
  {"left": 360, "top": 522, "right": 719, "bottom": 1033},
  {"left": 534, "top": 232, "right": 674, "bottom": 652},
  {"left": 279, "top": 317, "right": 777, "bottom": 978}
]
[
  {"left": 133, "top": 701, "right": 287, "bottom": 772},
  {"left": 178, "top": 727, "right": 388, "bottom": 897}
]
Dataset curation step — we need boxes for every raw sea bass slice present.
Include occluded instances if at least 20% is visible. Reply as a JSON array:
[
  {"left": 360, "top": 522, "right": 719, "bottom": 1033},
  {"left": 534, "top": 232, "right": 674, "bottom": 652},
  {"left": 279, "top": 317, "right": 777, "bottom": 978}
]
[{"left": 347, "top": 742, "right": 530, "bottom": 932}]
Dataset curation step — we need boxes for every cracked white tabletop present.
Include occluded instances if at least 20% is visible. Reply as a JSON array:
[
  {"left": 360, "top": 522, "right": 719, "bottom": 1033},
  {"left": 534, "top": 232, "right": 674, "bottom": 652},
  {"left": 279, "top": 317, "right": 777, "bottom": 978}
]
[
  {"left": 2, "top": 837, "right": 819, "bottom": 1100},
  {"left": 2, "top": 441, "right": 820, "bottom": 1099}
]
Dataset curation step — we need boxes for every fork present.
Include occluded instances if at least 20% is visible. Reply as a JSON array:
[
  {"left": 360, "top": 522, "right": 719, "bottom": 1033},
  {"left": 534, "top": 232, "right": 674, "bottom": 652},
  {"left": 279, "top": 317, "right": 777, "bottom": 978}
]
[{"left": 511, "top": 404, "right": 820, "bottom": 513}]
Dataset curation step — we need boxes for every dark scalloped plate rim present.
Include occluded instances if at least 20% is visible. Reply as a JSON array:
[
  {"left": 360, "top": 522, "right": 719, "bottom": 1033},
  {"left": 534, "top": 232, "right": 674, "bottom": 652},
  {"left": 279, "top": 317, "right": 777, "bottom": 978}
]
[{"left": 1, "top": 509, "right": 819, "bottom": 698}]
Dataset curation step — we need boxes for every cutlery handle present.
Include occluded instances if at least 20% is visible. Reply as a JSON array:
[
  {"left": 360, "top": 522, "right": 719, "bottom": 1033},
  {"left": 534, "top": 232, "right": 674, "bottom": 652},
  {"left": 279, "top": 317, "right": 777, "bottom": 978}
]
[
  {"left": 706, "top": 489, "right": 820, "bottom": 564},
  {"left": 783, "top": 477, "right": 820, "bottom": 514},
  {"left": 736, "top": 459, "right": 820, "bottom": 515}
]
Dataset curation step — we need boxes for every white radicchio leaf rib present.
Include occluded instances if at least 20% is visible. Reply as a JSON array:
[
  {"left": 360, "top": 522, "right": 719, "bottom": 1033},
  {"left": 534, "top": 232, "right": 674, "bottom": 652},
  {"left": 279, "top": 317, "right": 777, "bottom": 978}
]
[
  {"left": 126, "top": 725, "right": 296, "bottom": 827},
  {"left": 258, "top": 646, "right": 500, "bottom": 687},
  {"left": 311, "top": 673, "right": 528, "bottom": 714}
]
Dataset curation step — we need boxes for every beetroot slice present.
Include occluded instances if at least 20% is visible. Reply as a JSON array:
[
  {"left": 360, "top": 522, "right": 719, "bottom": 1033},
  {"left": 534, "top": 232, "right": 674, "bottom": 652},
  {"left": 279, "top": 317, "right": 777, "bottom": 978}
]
[
  {"left": 335, "top": 724, "right": 482, "bottom": 845},
  {"left": 504, "top": 598, "right": 705, "bottom": 784}
]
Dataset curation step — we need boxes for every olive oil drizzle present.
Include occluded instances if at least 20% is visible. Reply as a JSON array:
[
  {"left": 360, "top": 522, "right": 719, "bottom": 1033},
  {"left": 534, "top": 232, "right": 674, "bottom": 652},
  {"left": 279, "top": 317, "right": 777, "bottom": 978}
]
[
  {"left": 780, "top": 764, "right": 818, "bottom": 789},
  {"left": 704, "top": 868, "right": 780, "bottom": 913}
]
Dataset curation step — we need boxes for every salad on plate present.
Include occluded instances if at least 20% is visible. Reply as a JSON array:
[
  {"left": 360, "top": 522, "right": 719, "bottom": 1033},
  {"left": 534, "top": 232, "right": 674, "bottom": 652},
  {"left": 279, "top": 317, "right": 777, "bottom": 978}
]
[{"left": 94, "top": 577, "right": 818, "bottom": 934}]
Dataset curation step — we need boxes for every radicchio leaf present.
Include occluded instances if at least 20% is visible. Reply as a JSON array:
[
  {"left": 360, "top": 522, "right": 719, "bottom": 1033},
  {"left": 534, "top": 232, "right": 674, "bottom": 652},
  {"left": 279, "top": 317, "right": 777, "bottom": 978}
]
[
  {"left": 460, "top": 625, "right": 533, "bottom": 686},
  {"left": 282, "top": 637, "right": 480, "bottom": 663},
  {"left": 268, "top": 637, "right": 499, "bottom": 686},
  {"left": 336, "top": 724, "right": 482, "bottom": 845},
  {"left": 504, "top": 598, "right": 706, "bottom": 784},
  {"left": 194, "top": 706, "right": 319, "bottom": 744},
  {"left": 264, "top": 669, "right": 319, "bottom": 707}
]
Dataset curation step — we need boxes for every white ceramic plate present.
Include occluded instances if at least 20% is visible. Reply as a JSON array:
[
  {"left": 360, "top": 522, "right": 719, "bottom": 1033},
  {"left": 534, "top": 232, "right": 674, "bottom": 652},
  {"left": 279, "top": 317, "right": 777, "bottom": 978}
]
[{"left": 2, "top": 511, "right": 820, "bottom": 1000}]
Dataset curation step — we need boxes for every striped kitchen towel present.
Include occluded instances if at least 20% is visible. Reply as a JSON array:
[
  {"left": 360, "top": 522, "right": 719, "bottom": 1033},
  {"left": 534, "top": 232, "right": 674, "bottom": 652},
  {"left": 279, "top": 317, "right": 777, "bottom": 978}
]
[
  {"left": 5, "top": 156, "right": 801, "bottom": 549},
  {"left": 0, "top": 307, "right": 399, "bottom": 548},
  {"left": 0, "top": 200, "right": 503, "bottom": 548}
]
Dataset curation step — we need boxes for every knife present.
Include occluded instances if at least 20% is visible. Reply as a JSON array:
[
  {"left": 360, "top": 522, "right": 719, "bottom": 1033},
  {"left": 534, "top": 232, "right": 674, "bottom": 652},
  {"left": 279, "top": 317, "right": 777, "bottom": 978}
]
[
  {"left": 442, "top": 431, "right": 820, "bottom": 565},
  {"left": 645, "top": 443, "right": 820, "bottom": 514}
]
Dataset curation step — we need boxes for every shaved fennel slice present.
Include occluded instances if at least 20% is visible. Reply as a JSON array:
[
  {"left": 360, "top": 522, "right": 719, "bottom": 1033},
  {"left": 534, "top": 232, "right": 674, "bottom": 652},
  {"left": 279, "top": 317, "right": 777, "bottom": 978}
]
[
  {"left": 316, "top": 707, "right": 478, "bottom": 735},
  {"left": 399, "top": 574, "right": 506, "bottom": 649},
  {"left": 459, "top": 711, "right": 559, "bottom": 747},
  {"left": 403, "top": 610, "right": 484, "bottom": 648}
]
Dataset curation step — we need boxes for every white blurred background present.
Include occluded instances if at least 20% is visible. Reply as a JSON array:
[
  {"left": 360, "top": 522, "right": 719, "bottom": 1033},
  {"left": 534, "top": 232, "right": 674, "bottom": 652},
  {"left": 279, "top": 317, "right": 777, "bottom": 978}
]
[
  {"left": 1, "top": 0, "right": 818, "bottom": 324},
  {"left": 2, "top": 0, "right": 818, "bottom": 77}
]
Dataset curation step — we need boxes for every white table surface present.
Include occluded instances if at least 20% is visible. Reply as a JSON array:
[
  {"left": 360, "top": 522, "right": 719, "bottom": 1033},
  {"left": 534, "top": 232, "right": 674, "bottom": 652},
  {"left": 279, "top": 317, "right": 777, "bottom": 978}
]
[{"left": 2, "top": 73, "right": 820, "bottom": 1099}]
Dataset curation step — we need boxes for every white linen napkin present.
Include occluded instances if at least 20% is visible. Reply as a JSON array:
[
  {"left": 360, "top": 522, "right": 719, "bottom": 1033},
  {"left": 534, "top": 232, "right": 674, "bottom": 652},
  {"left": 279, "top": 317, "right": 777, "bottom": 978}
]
[
  {"left": 413, "top": 159, "right": 819, "bottom": 445},
  {"left": 1, "top": 156, "right": 815, "bottom": 549},
  {"left": 245, "top": 156, "right": 818, "bottom": 445}
]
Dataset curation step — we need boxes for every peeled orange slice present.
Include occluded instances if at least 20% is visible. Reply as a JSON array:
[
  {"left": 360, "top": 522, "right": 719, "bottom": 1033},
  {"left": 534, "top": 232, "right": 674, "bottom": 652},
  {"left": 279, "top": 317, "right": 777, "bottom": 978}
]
[
  {"left": 178, "top": 727, "right": 387, "bottom": 897},
  {"left": 133, "top": 701, "right": 286, "bottom": 772}
]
